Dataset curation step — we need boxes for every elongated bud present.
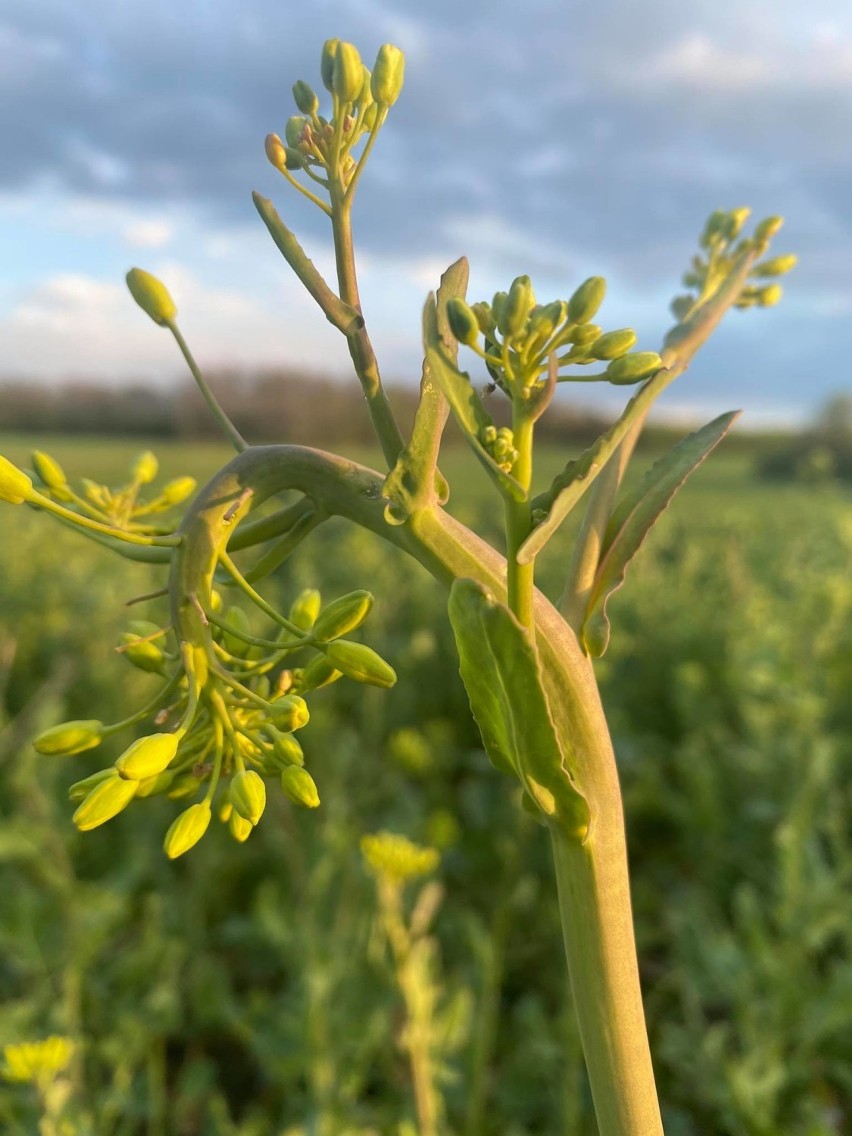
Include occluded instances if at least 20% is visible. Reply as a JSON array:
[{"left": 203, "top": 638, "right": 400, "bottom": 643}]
[
  {"left": 269, "top": 694, "right": 310, "bottom": 732},
  {"left": 752, "top": 254, "right": 797, "bottom": 278},
  {"left": 566, "top": 323, "right": 601, "bottom": 346},
  {"left": 699, "top": 209, "right": 728, "bottom": 249},
  {"left": 280, "top": 766, "right": 320, "bottom": 809},
  {"left": 590, "top": 328, "right": 637, "bottom": 361},
  {"left": 297, "top": 655, "right": 342, "bottom": 692},
  {"left": 726, "top": 207, "right": 751, "bottom": 239},
  {"left": 289, "top": 588, "right": 321, "bottom": 631},
  {"left": 135, "top": 769, "right": 176, "bottom": 799},
  {"left": 371, "top": 44, "right": 405, "bottom": 107},
  {"left": 753, "top": 215, "right": 783, "bottom": 244},
  {"left": 31, "top": 451, "right": 69, "bottom": 496},
  {"left": 126, "top": 268, "right": 176, "bottom": 327},
  {"left": 321, "top": 38, "right": 341, "bottom": 92},
  {"left": 504, "top": 275, "right": 536, "bottom": 338},
  {"left": 446, "top": 298, "right": 480, "bottom": 346},
  {"left": 68, "top": 768, "right": 115, "bottom": 803},
  {"left": 606, "top": 351, "right": 663, "bottom": 385},
  {"left": 34, "top": 719, "right": 104, "bottom": 756},
  {"left": 311, "top": 590, "right": 374, "bottom": 643},
  {"left": 323, "top": 640, "right": 397, "bottom": 688},
  {"left": 568, "top": 277, "right": 606, "bottom": 324},
  {"left": 268, "top": 731, "right": 305, "bottom": 770},
  {"left": 159, "top": 476, "right": 196, "bottom": 507},
  {"left": 229, "top": 811, "right": 253, "bottom": 843},
  {"left": 115, "top": 732, "right": 180, "bottom": 780},
  {"left": 73, "top": 774, "right": 138, "bottom": 831},
  {"left": 223, "top": 606, "right": 254, "bottom": 657},
  {"left": 293, "top": 80, "right": 319, "bottom": 116},
  {"left": 163, "top": 802, "right": 211, "bottom": 859},
  {"left": 333, "top": 42, "right": 363, "bottom": 104},
  {"left": 0, "top": 456, "right": 33, "bottom": 505},
  {"left": 120, "top": 623, "right": 166, "bottom": 673},
  {"left": 230, "top": 770, "right": 267, "bottom": 826},
  {"left": 491, "top": 291, "right": 509, "bottom": 335},
  {"left": 132, "top": 451, "right": 158, "bottom": 484}
]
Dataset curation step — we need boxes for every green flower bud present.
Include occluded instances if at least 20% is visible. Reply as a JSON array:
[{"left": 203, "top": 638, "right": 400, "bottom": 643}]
[
  {"left": 68, "top": 768, "right": 115, "bottom": 803},
  {"left": 163, "top": 802, "right": 211, "bottom": 859},
  {"left": 297, "top": 655, "right": 342, "bottom": 692},
  {"left": 321, "top": 39, "right": 341, "bottom": 93},
  {"left": 289, "top": 588, "right": 322, "bottom": 631},
  {"left": 567, "top": 277, "right": 606, "bottom": 324},
  {"left": 757, "top": 283, "right": 783, "bottom": 307},
  {"left": 323, "top": 640, "right": 397, "bottom": 688},
  {"left": 31, "top": 451, "right": 69, "bottom": 497},
  {"left": 726, "top": 207, "right": 751, "bottom": 239},
  {"left": 503, "top": 275, "right": 536, "bottom": 338},
  {"left": 566, "top": 323, "right": 602, "bottom": 346},
  {"left": 222, "top": 606, "right": 254, "bottom": 657},
  {"left": 229, "top": 811, "right": 253, "bottom": 843},
  {"left": 159, "top": 476, "right": 196, "bottom": 507},
  {"left": 167, "top": 774, "right": 201, "bottom": 801},
  {"left": 311, "top": 590, "right": 374, "bottom": 643},
  {"left": 293, "top": 80, "right": 319, "bottom": 116},
  {"left": 480, "top": 424, "right": 497, "bottom": 446},
  {"left": 371, "top": 44, "right": 405, "bottom": 107},
  {"left": 753, "top": 215, "right": 784, "bottom": 244},
  {"left": 33, "top": 719, "right": 104, "bottom": 756},
  {"left": 125, "top": 268, "right": 176, "bottom": 327},
  {"left": 606, "top": 351, "right": 663, "bottom": 386},
  {"left": 135, "top": 769, "right": 176, "bottom": 799},
  {"left": 333, "top": 42, "right": 363, "bottom": 104},
  {"left": 269, "top": 731, "right": 305, "bottom": 770},
  {"left": 269, "top": 694, "right": 310, "bottom": 732},
  {"left": 0, "top": 456, "right": 33, "bottom": 505},
  {"left": 266, "top": 132, "right": 302, "bottom": 172},
  {"left": 284, "top": 116, "right": 307, "bottom": 149},
  {"left": 752, "top": 254, "right": 797, "bottom": 278},
  {"left": 280, "top": 766, "right": 320, "bottom": 809},
  {"left": 132, "top": 451, "right": 158, "bottom": 484},
  {"left": 73, "top": 774, "right": 138, "bottom": 831},
  {"left": 229, "top": 770, "right": 267, "bottom": 826},
  {"left": 491, "top": 291, "right": 509, "bottom": 335},
  {"left": 699, "top": 209, "right": 728, "bottom": 249},
  {"left": 470, "top": 302, "right": 494, "bottom": 334},
  {"left": 360, "top": 101, "right": 379, "bottom": 134},
  {"left": 445, "top": 297, "right": 480, "bottom": 346},
  {"left": 115, "top": 733, "right": 180, "bottom": 781},
  {"left": 119, "top": 630, "right": 165, "bottom": 674},
  {"left": 590, "top": 328, "right": 637, "bottom": 361}
]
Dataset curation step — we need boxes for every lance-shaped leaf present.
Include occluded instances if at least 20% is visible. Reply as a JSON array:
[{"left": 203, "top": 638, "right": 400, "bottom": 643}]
[
  {"left": 253, "top": 192, "right": 362, "bottom": 336},
  {"left": 382, "top": 259, "right": 468, "bottom": 522},
  {"left": 424, "top": 304, "right": 527, "bottom": 503},
  {"left": 448, "top": 578, "right": 590, "bottom": 839},
  {"left": 581, "top": 410, "right": 740, "bottom": 657},
  {"left": 517, "top": 364, "right": 673, "bottom": 564}
]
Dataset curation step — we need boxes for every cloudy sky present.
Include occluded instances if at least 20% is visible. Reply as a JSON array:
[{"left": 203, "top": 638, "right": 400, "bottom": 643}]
[{"left": 2, "top": 0, "right": 851, "bottom": 425}]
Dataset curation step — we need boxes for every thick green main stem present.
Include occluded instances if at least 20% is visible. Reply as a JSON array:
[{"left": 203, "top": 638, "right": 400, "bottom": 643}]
[
  {"left": 504, "top": 411, "right": 535, "bottom": 630},
  {"left": 171, "top": 445, "right": 662, "bottom": 1136}
]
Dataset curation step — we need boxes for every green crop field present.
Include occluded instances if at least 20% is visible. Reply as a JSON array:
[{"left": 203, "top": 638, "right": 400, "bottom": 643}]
[{"left": 1, "top": 433, "right": 850, "bottom": 1134}]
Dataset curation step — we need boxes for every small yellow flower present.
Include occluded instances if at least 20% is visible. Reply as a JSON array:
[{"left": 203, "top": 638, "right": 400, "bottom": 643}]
[
  {"left": 360, "top": 831, "right": 439, "bottom": 883},
  {"left": 2, "top": 1036, "right": 74, "bottom": 1083}
]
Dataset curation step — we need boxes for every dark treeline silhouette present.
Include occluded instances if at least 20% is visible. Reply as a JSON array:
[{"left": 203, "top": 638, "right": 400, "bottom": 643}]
[{"left": 0, "top": 367, "right": 788, "bottom": 453}]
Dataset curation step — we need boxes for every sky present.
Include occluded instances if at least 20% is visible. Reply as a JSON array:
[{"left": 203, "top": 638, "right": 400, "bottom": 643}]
[{"left": 2, "top": 0, "right": 851, "bottom": 427}]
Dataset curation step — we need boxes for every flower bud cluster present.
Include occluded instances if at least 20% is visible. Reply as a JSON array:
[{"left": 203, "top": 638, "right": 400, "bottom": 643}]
[
  {"left": 265, "top": 41, "right": 405, "bottom": 196},
  {"left": 34, "top": 584, "right": 396, "bottom": 859},
  {"left": 671, "top": 208, "right": 796, "bottom": 322},
  {"left": 360, "top": 830, "right": 440, "bottom": 884},
  {"left": 479, "top": 425, "right": 519, "bottom": 473},
  {"left": 446, "top": 273, "right": 662, "bottom": 396},
  {"left": 25, "top": 447, "right": 196, "bottom": 535}
]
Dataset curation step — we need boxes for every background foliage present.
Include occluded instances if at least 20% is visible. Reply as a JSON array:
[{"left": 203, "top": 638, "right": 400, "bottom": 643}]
[{"left": 0, "top": 434, "right": 849, "bottom": 1135}]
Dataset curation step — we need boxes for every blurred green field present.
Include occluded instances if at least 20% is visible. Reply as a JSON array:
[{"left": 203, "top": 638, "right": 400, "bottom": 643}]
[{"left": 1, "top": 431, "right": 850, "bottom": 1135}]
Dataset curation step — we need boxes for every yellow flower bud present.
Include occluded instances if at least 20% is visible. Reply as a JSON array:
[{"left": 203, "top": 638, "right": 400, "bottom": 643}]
[
  {"left": 125, "top": 268, "right": 177, "bottom": 327},
  {"left": 753, "top": 215, "right": 784, "bottom": 244},
  {"left": 132, "top": 451, "right": 158, "bottom": 484},
  {"left": 360, "top": 831, "right": 439, "bottom": 882},
  {"left": 371, "top": 44, "right": 405, "bottom": 107},
  {"left": 752, "top": 254, "right": 797, "bottom": 278},
  {"left": 280, "top": 766, "right": 320, "bottom": 809},
  {"left": 119, "top": 630, "right": 165, "bottom": 674},
  {"left": 269, "top": 694, "right": 310, "bottom": 732},
  {"left": 68, "top": 768, "right": 115, "bottom": 803},
  {"left": 606, "top": 352, "right": 663, "bottom": 386},
  {"left": 568, "top": 277, "right": 606, "bottom": 324},
  {"left": 73, "top": 774, "right": 138, "bottom": 831},
  {"left": 323, "top": 640, "right": 397, "bottom": 688},
  {"left": 289, "top": 587, "right": 321, "bottom": 631},
  {"left": 320, "top": 38, "right": 341, "bottom": 93},
  {"left": 31, "top": 451, "right": 70, "bottom": 497},
  {"left": 590, "top": 328, "right": 637, "bottom": 361},
  {"left": 266, "top": 731, "right": 304, "bottom": 770},
  {"left": 297, "top": 655, "right": 342, "bottom": 692},
  {"left": 228, "top": 811, "right": 253, "bottom": 843},
  {"left": 333, "top": 42, "right": 363, "bottom": 104},
  {"left": 0, "top": 455, "right": 33, "bottom": 505},
  {"left": 229, "top": 770, "right": 267, "bottom": 826},
  {"left": 114, "top": 733, "right": 180, "bottom": 780},
  {"left": 160, "top": 476, "right": 196, "bottom": 506},
  {"left": 33, "top": 719, "right": 104, "bottom": 756},
  {"left": 163, "top": 802, "right": 211, "bottom": 859}
]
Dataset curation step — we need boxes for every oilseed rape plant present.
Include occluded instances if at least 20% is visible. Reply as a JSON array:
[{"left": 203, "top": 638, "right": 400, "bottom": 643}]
[{"left": 0, "top": 38, "right": 797, "bottom": 1136}]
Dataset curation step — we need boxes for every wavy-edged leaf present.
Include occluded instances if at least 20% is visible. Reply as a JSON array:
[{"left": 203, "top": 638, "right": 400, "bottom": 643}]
[
  {"left": 448, "top": 578, "right": 590, "bottom": 838},
  {"left": 424, "top": 303, "right": 527, "bottom": 503},
  {"left": 382, "top": 259, "right": 468, "bottom": 522},
  {"left": 582, "top": 410, "right": 740, "bottom": 656},
  {"left": 518, "top": 365, "right": 673, "bottom": 564}
]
